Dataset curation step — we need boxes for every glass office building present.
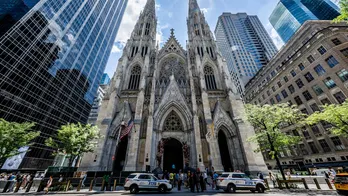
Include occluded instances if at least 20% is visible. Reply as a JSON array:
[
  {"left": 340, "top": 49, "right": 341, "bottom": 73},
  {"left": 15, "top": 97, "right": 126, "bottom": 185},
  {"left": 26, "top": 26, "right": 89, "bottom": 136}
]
[
  {"left": 270, "top": 0, "right": 340, "bottom": 43},
  {"left": 215, "top": 13, "right": 278, "bottom": 96},
  {"left": 101, "top": 73, "right": 111, "bottom": 85},
  {"left": 0, "top": 0, "right": 127, "bottom": 170}
]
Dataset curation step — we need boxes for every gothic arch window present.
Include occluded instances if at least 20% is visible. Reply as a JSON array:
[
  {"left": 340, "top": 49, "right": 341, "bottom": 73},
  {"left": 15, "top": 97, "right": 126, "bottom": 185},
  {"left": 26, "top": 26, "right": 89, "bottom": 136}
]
[
  {"left": 204, "top": 66, "right": 217, "bottom": 90},
  {"left": 145, "top": 23, "right": 150, "bottom": 35},
  {"left": 163, "top": 111, "right": 183, "bottom": 132},
  {"left": 138, "top": 23, "right": 143, "bottom": 35},
  {"left": 128, "top": 65, "right": 141, "bottom": 90}
]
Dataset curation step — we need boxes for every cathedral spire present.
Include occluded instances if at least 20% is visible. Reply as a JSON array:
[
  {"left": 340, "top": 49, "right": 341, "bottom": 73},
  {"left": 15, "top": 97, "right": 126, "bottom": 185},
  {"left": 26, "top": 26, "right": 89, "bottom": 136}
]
[
  {"left": 143, "top": 0, "right": 156, "bottom": 16},
  {"left": 189, "top": 0, "right": 200, "bottom": 16}
]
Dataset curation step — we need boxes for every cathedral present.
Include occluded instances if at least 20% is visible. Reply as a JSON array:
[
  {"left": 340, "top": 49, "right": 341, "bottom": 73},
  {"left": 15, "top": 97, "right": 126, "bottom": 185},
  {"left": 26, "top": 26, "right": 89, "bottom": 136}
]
[{"left": 80, "top": 0, "right": 267, "bottom": 174}]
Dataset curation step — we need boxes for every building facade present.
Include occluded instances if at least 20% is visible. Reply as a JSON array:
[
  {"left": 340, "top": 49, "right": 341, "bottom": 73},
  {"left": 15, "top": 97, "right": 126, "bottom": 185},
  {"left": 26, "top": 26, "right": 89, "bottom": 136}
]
[
  {"left": 215, "top": 13, "right": 278, "bottom": 96},
  {"left": 270, "top": 0, "right": 340, "bottom": 43},
  {"left": 88, "top": 85, "right": 108, "bottom": 125},
  {"left": 0, "top": 0, "right": 127, "bottom": 170},
  {"left": 80, "top": 0, "right": 267, "bottom": 174},
  {"left": 244, "top": 21, "right": 348, "bottom": 170},
  {"left": 101, "top": 73, "right": 111, "bottom": 85}
]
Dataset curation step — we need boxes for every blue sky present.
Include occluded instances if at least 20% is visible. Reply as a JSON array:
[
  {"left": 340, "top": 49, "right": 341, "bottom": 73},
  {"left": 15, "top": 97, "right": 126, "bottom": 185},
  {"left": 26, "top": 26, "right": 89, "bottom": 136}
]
[{"left": 105, "top": 0, "right": 285, "bottom": 77}]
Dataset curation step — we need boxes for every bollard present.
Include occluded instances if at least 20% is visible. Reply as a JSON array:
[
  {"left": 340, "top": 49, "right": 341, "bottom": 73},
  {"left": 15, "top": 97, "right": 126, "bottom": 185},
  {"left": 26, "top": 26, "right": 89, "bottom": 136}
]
[
  {"left": 264, "top": 179, "right": 270, "bottom": 190},
  {"left": 89, "top": 180, "right": 94, "bottom": 191},
  {"left": 77, "top": 180, "right": 82, "bottom": 191},
  {"left": 100, "top": 179, "right": 105, "bottom": 191},
  {"left": 325, "top": 179, "right": 333, "bottom": 190},
  {"left": 113, "top": 179, "right": 117, "bottom": 191},
  {"left": 313, "top": 178, "right": 321, "bottom": 190},
  {"left": 65, "top": 180, "right": 71, "bottom": 192},
  {"left": 301, "top": 178, "right": 309, "bottom": 189}
]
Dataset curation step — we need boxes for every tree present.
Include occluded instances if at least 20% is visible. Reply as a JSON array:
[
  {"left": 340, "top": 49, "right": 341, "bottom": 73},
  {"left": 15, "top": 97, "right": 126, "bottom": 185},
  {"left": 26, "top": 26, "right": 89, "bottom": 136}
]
[
  {"left": 245, "top": 104, "right": 304, "bottom": 182},
  {"left": 46, "top": 123, "right": 101, "bottom": 167},
  {"left": 305, "top": 100, "right": 348, "bottom": 137},
  {"left": 333, "top": 0, "right": 348, "bottom": 23},
  {"left": 0, "top": 119, "right": 40, "bottom": 165}
]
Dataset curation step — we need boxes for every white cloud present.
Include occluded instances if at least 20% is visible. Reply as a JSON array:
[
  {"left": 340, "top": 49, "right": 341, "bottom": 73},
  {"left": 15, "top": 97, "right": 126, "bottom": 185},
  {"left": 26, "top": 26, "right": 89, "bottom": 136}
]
[
  {"left": 111, "top": 45, "right": 121, "bottom": 53},
  {"left": 265, "top": 22, "right": 284, "bottom": 50},
  {"left": 155, "top": 3, "right": 161, "bottom": 11},
  {"left": 156, "top": 22, "right": 170, "bottom": 46},
  {"left": 114, "top": 0, "right": 147, "bottom": 43},
  {"left": 168, "top": 12, "right": 173, "bottom": 18},
  {"left": 111, "top": 41, "right": 126, "bottom": 53},
  {"left": 200, "top": 8, "right": 208, "bottom": 14}
]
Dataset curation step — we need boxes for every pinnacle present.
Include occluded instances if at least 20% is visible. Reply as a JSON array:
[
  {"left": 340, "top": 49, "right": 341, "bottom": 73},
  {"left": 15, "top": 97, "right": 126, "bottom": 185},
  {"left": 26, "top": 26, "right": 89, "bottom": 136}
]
[
  {"left": 144, "top": 0, "right": 156, "bottom": 14},
  {"left": 189, "top": 0, "right": 200, "bottom": 14}
]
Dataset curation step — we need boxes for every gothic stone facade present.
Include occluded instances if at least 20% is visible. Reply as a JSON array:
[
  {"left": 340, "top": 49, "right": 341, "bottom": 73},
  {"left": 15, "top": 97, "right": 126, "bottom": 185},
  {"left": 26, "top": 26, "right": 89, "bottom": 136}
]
[{"left": 80, "top": 0, "right": 267, "bottom": 173}]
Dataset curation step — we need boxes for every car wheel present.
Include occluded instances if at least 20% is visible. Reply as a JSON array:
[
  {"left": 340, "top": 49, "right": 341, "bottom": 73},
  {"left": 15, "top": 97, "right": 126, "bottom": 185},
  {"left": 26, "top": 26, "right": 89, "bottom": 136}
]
[
  {"left": 256, "top": 184, "right": 265, "bottom": 193},
  {"left": 130, "top": 185, "right": 139, "bottom": 194},
  {"left": 227, "top": 184, "right": 236, "bottom": 193},
  {"left": 158, "top": 185, "right": 167, "bottom": 193}
]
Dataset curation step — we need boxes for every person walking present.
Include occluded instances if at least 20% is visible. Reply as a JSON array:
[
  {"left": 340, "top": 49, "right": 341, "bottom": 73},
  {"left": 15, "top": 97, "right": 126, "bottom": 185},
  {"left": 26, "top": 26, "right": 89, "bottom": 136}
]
[
  {"left": 213, "top": 172, "right": 219, "bottom": 190},
  {"left": 177, "top": 170, "right": 183, "bottom": 191},
  {"left": 169, "top": 172, "right": 174, "bottom": 187},
  {"left": 189, "top": 172, "right": 194, "bottom": 192},
  {"left": 199, "top": 173, "right": 205, "bottom": 192},
  {"left": 269, "top": 172, "right": 276, "bottom": 188},
  {"left": 81, "top": 173, "right": 87, "bottom": 187},
  {"left": 203, "top": 172, "right": 210, "bottom": 187},
  {"left": 102, "top": 174, "right": 109, "bottom": 191},
  {"left": 194, "top": 169, "right": 201, "bottom": 192},
  {"left": 45, "top": 176, "right": 53, "bottom": 194}
]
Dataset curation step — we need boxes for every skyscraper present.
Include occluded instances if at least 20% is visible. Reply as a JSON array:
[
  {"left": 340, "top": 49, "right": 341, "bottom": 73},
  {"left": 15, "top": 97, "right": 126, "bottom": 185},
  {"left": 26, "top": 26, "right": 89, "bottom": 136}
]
[
  {"left": 215, "top": 13, "right": 278, "bottom": 96},
  {"left": 270, "top": 0, "right": 340, "bottom": 43},
  {"left": 101, "top": 73, "right": 111, "bottom": 85},
  {"left": 0, "top": 0, "right": 127, "bottom": 170},
  {"left": 0, "top": 0, "right": 39, "bottom": 37}
]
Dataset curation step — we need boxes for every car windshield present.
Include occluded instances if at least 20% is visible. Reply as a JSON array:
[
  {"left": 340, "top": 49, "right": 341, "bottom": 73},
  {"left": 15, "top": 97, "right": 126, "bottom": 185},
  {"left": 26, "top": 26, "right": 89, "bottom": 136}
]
[{"left": 151, "top": 175, "right": 159, "bottom": 181}]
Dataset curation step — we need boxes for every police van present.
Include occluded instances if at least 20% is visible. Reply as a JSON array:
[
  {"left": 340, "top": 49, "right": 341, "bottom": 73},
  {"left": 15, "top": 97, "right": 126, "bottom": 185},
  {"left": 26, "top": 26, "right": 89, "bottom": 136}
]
[
  {"left": 124, "top": 173, "right": 172, "bottom": 194},
  {"left": 216, "top": 172, "right": 266, "bottom": 193}
]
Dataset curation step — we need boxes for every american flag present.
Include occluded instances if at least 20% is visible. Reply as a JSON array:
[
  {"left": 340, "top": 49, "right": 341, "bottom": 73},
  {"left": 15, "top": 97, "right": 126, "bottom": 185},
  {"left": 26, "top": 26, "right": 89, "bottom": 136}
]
[{"left": 120, "top": 119, "right": 133, "bottom": 139}]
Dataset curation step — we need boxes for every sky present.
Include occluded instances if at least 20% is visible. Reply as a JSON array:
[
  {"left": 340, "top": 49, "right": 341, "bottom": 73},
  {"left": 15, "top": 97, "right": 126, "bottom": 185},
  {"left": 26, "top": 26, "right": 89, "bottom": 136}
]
[{"left": 104, "top": 0, "right": 285, "bottom": 77}]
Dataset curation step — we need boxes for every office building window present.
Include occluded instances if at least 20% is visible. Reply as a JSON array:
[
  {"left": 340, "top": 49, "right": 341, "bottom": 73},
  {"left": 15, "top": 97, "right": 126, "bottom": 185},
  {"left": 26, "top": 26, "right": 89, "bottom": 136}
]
[
  {"left": 302, "top": 90, "right": 313, "bottom": 101},
  {"left": 331, "top": 137, "right": 345, "bottom": 150},
  {"left": 332, "top": 38, "right": 342, "bottom": 45},
  {"left": 310, "top": 103, "right": 320, "bottom": 112},
  {"left": 284, "top": 76, "right": 289, "bottom": 82},
  {"left": 303, "top": 130, "right": 311, "bottom": 139},
  {"left": 288, "top": 85, "right": 295, "bottom": 94},
  {"left": 337, "top": 69, "right": 348, "bottom": 82},
  {"left": 277, "top": 81, "right": 282, "bottom": 88},
  {"left": 319, "top": 139, "right": 331, "bottom": 152},
  {"left": 291, "top": 70, "right": 296, "bottom": 77},
  {"left": 333, "top": 91, "right": 346, "bottom": 104},
  {"left": 271, "top": 70, "right": 276, "bottom": 77},
  {"left": 323, "top": 77, "right": 336, "bottom": 89},
  {"left": 262, "top": 94, "right": 265, "bottom": 99},
  {"left": 340, "top": 47, "right": 348, "bottom": 57},
  {"left": 326, "top": 56, "right": 339, "bottom": 68},
  {"left": 270, "top": 98, "right": 275, "bottom": 105},
  {"left": 304, "top": 72, "right": 314, "bottom": 82},
  {"left": 267, "top": 90, "right": 271, "bottom": 96},
  {"left": 300, "top": 144, "right": 309, "bottom": 155},
  {"left": 317, "top": 46, "right": 327, "bottom": 55},
  {"left": 314, "top": 64, "right": 326, "bottom": 76},
  {"left": 296, "top": 79, "right": 304, "bottom": 88},
  {"left": 311, "top": 125, "right": 322, "bottom": 137},
  {"left": 281, "top": 90, "right": 288, "bottom": 98},
  {"left": 307, "top": 55, "right": 315, "bottom": 63},
  {"left": 294, "top": 96, "right": 303, "bottom": 105},
  {"left": 298, "top": 63, "right": 305, "bottom": 71},
  {"left": 292, "top": 130, "right": 300, "bottom": 136},
  {"left": 272, "top": 86, "right": 276, "bottom": 92},
  {"left": 321, "top": 98, "right": 331, "bottom": 105},
  {"left": 312, "top": 85, "right": 324, "bottom": 95},
  {"left": 301, "top": 108, "right": 309, "bottom": 115},
  {"left": 276, "top": 94, "right": 282, "bottom": 102},
  {"left": 308, "top": 142, "right": 319, "bottom": 154}
]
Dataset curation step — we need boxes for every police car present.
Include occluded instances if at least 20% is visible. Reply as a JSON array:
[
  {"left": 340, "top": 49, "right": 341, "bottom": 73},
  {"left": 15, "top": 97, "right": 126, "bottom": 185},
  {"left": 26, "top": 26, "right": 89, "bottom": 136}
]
[
  {"left": 216, "top": 172, "right": 266, "bottom": 193},
  {"left": 124, "top": 173, "right": 172, "bottom": 194}
]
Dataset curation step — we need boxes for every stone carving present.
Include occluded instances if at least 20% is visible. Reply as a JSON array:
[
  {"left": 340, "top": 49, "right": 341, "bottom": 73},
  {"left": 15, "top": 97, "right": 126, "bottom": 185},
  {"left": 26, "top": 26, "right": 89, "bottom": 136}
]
[
  {"left": 156, "top": 138, "right": 168, "bottom": 167},
  {"left": 182, "top": 142, "right": 190, "bottom": 164},
  {"left": 163, "top": 111, "right": 183, "bottom": 132}
]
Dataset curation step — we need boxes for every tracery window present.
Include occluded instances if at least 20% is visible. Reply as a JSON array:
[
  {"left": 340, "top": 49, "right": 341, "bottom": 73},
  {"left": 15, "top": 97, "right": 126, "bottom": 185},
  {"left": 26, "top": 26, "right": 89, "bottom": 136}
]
[
  {"left": 145, "top": 23, "right": 150, "bottom": 35},
  {"left": 159, "top": 57, "right": 187, "bottom": 86},
  {"left": 204, "top": 66, "right": 217, "bottom": 90},
  {"left": 163, "top": 111, "right": 183, "bottom": 132},
  {"left": 128, "top": 65, "right": 141, "bottom": 90}
]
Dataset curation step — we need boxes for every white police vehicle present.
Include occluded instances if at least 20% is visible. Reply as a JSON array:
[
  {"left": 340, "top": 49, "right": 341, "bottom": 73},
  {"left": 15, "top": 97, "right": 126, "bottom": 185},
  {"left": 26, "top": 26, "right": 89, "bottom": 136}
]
[
  {"left": 124, "top": 173, "right": 172, "bottom": 194},
  {"left": 216, "top": 172, "right": 266, "bottom": 193}
]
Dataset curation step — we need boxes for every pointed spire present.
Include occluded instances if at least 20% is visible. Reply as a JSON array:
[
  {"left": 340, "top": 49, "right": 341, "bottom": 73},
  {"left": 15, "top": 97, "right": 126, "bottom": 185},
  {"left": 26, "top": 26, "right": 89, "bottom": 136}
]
[
  {"left": 189, "top": 0, "right": 200, "bottom": 15},
  {"left": 144, "top": 0, "right": 156, "bottom": 15}
]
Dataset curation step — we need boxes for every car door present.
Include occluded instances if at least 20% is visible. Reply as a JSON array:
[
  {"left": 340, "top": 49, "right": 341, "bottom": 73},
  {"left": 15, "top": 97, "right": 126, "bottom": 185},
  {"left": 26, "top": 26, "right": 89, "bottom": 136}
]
[
  {"left": 149, "top": 175, "right": 158, "bottom": 188},
  {"left": 231, "top": 174, "right": 247, "bottom": 188},
  {"left": 138, "top": 174, "right": 151, "bottom": 189}
]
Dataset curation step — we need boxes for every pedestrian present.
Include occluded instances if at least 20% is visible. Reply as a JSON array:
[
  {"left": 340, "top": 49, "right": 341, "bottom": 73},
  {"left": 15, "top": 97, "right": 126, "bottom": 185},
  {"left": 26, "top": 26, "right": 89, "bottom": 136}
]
[
  {"left": 189, "top": 172, "right": 194, "bottom": 192},
  {"left": 203, "top": 172, "right": 210, "bottom": 186},
  {"left": 102, "top": 174, "right": 109, "bottom": 191},
  {"left": 7, "top": 173, "right": 16, "bottom": 192},
  {"left": 213, "top": 172, "right": 219, "bottom": 190},
  {"left": 177, "top": 170, "right": 183, "bottom": 191},
  {"left": 81, "top": 173, "right": 87, "bottom": 187},
  {"left": 169, "top": 172, "right": 174, "bottom": 187},
  {"left": 258, "top": 172, "right": 264, "bottom": 180},
  {"left": 45, "top": 176, "right": 53, "bottom": 194},
  {"left": 58, "top": 174, "right": 64, "bottom": 182},
  {"left": 15, "top": 173, "right": 23, "bottom": 191},
  {"left": 23, "top": 174, "right": 33, "bottom": 190},
  {"left": 199, "top": 173, "right": 205, "bottom": 192},
  {"left": 269, "top": 172, "right": 276, "bottom": 188},
  {"left": 194, "top": 168, "right": 201, "bottom": 192}
]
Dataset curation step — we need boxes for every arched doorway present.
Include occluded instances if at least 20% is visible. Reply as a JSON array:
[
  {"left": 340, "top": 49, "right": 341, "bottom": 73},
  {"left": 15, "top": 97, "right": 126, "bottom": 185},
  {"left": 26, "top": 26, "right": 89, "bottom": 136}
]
[
  {"left": 218, "top": 130, "right": 233, "bottom": 172},
  {"left": 113, "top": 137, "right": 128, "bottom": 172},
  {"left": 163, "top": 138, "right": 183, "bottom": 172}
]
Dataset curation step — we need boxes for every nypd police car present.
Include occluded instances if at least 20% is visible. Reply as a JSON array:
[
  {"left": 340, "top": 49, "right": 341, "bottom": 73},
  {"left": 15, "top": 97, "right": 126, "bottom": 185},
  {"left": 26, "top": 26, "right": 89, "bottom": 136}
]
[
  {"left": 216, "top": 172, "right": 266, "bottom": 193},
  {"left": 124, "top": 173, "right": 172, "bottom": 193}
]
